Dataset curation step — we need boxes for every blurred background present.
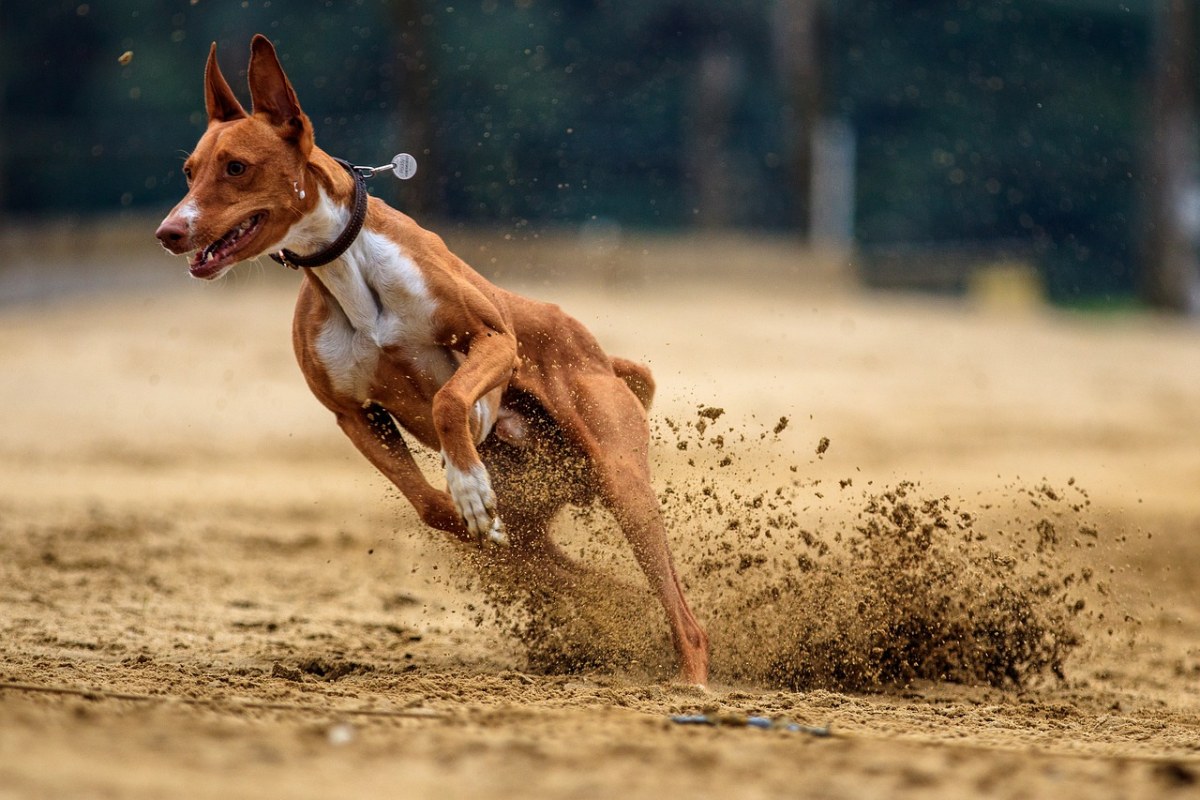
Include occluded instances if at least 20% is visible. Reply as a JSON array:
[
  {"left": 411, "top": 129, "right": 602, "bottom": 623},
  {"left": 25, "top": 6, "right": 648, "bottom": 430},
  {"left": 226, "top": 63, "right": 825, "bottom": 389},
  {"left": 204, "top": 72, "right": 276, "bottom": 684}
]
[{"left": 1, "top": 0, "right": 1198, "bottom": 310}]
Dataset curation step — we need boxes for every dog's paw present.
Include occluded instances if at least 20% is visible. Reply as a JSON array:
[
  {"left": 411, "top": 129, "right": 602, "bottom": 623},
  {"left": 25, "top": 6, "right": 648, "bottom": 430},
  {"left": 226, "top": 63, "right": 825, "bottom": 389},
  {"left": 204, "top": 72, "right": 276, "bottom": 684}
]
[
  {"left": 485, "top": 516, "right": 509, "bottom": 545},
  {"left": 442, "top": 453, "right": 504, "bottom": 545}
]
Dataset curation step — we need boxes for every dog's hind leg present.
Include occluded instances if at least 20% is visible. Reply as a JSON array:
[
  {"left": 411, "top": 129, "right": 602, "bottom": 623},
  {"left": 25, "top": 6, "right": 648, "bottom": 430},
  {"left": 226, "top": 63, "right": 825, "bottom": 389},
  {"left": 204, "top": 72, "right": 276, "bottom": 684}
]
[{"left": 555, "top": 374, "right": 709, "bottom": 686}]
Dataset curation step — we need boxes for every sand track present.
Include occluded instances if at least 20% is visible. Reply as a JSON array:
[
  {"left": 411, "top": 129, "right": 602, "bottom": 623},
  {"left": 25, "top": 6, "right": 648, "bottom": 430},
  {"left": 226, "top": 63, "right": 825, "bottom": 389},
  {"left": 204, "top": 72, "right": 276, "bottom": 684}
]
[{"left": 2, "top": 272, "right": 1199, "bottom": 798}]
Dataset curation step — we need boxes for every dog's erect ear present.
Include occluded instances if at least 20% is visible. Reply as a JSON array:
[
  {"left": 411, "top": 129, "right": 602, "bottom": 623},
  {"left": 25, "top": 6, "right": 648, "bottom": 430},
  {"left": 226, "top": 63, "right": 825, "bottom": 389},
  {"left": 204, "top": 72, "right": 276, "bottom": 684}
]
[
  {"left": 247, "top": 34, "right": 312, "bottom": 152},
  {"left": 205, "top": 42, "right": 247, "bottom": 123}
]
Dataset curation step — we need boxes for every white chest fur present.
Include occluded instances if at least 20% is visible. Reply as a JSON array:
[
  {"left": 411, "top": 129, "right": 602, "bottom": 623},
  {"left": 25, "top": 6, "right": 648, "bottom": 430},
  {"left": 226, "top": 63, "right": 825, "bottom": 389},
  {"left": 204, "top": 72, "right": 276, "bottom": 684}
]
[
  {"left": 287, "top": 190, "right": 446, "bottom": 401},
  {"left": 318, "top": 233, "right": 453, "bottom": 401}
]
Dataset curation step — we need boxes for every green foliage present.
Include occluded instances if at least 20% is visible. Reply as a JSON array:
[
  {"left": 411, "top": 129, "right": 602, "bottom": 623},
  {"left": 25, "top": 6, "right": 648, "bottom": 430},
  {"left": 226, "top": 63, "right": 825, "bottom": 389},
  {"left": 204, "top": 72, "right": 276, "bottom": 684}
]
[
  {"left": 0, "top": 0, "right": 1169, "bottom": 300},
  {"left": 837, "top": 0, "right": 1149, "bottom": 299}
]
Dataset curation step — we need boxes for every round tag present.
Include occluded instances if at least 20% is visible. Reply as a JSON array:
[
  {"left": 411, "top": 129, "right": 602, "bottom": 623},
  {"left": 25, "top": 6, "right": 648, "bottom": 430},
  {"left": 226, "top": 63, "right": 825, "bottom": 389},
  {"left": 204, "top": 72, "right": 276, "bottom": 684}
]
[{"left": 391, "top": 153, "right": 418, "bottom": 180}]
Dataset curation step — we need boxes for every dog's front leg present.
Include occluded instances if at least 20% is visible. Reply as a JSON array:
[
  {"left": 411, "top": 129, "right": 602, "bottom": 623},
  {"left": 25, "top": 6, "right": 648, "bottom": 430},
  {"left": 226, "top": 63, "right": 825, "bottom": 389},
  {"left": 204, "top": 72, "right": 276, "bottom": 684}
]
[
  {"left": 432, "top": 328, "right": 518, "bottom": 544},
  {"left": 336, "top": 402, "right": 472, "bottom": 542}
]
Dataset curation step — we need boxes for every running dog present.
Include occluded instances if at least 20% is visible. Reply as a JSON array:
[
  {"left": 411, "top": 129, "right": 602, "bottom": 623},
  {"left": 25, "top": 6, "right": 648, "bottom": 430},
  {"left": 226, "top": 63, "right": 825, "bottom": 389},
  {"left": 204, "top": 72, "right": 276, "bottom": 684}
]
[{"left": 155, "top": 35, "right": 708, "bottom": 684}]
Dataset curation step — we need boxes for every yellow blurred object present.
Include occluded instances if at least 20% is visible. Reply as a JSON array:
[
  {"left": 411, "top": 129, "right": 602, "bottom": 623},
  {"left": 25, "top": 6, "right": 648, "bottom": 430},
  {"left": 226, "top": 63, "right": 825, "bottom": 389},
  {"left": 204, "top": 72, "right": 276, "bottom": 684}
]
[{"left": 969, "top": 262, "right": 1044, "bottom": 312}]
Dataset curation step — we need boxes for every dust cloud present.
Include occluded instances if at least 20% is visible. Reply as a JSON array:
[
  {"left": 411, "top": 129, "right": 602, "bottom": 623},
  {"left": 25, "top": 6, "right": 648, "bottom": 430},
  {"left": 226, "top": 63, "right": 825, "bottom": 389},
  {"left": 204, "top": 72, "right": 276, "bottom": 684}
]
[{"left": 462, "top": 405, "right": 1107, "bottom": 692}]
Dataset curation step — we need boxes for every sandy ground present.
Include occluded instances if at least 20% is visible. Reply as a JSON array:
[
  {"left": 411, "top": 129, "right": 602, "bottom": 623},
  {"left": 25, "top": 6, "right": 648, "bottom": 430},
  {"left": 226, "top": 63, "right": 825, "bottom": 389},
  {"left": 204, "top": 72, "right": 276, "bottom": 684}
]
[{"left": 1, "top": 240, "right": 1199, "bottom": 798}]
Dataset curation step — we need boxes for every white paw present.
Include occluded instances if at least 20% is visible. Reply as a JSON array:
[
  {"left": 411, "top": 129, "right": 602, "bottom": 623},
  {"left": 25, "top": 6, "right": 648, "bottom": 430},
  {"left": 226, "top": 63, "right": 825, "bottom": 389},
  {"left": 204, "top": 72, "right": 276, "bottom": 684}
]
[{"left": 442, "top": 452, "right": 505, "bottom": 545}]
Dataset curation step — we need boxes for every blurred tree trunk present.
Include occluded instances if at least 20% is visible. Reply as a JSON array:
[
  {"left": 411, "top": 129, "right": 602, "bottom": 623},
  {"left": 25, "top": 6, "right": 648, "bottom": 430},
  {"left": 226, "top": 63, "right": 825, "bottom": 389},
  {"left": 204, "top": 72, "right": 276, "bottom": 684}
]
[
  {"left": 0, "top": 0, "right": 6, "bottom": 217},
  {"left": 1142, "top": 0, "right": 1200, "bottom": 312},
  {"left": 0, "top": 97, "right": 6, "bottom": 216},
  {"left": 772, "top": 0, "right": 827, "bottom": 238},
  {"left": 391, "top": 2, "right": 436, "bottom": 215},
  {"left": 685, "top": 44, "right": 744, "bottom": 228}
]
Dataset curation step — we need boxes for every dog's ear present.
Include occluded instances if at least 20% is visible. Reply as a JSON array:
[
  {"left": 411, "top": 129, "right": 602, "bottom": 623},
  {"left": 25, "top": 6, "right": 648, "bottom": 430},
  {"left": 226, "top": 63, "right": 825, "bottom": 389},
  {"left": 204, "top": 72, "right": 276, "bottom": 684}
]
[
  {"left": 205, "top": 42, "right": 247, "bottom": 123},
  {"left": 247, "top": 34, "right": 313, "bottom": 153}
]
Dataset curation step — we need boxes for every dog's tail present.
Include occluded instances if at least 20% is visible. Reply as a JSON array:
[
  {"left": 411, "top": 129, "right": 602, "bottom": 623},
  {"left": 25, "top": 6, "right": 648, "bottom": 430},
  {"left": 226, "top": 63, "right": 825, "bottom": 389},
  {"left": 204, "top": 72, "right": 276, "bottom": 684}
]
[{"left": 611, "top": 357, "right": 655, "bottom": 411}]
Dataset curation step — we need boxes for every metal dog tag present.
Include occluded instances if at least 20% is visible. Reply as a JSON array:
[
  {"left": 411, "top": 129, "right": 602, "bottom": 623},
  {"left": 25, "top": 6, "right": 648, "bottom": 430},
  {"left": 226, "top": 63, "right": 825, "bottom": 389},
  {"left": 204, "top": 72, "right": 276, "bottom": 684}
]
[
  {"left": 390, "top": 153, "right": 417, "bottom": 180},
  {"left": 361, "top": 153, "right": 419, "bottom": 181}
]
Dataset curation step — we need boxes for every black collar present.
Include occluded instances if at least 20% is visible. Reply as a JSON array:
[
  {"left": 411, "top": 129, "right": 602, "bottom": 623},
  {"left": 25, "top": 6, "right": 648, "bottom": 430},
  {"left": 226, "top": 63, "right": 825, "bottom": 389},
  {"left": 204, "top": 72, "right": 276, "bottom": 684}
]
[{"left": 270, "top": 158, "right": 368, "bottom": 270}]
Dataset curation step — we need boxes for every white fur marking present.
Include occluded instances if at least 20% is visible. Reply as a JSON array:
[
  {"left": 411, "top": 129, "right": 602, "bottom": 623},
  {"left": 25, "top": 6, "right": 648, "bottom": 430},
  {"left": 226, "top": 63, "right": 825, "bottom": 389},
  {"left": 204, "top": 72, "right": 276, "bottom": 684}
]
[
  {"left": 277, "top": 188, "right": 348, "bottom": 263},
  {"left": 177, "top": 200, "right": 199, "bottom": 231},
  {"left": 471, "top": 397, "right": 497, "bottom": 445}
]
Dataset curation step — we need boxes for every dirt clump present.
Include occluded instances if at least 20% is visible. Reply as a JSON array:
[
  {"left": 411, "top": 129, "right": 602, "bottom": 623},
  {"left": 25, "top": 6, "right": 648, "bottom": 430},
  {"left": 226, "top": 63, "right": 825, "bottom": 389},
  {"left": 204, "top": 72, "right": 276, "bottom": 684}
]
[{"left": 294, "top": 659, "right": 375, "bottom": 681}]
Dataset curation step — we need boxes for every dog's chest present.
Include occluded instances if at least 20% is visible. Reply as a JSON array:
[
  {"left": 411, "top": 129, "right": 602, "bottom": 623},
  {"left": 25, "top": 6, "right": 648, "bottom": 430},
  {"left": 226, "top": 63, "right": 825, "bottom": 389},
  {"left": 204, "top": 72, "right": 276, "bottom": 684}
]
[{"left": 312, "top": 233, "right": 454, "bottom": 403}]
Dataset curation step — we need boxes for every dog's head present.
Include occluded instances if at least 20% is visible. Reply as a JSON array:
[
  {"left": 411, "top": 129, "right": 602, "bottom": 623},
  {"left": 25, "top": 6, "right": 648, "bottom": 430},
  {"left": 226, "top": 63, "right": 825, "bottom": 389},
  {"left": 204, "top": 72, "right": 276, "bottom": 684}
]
[{"left": 155, "top": 35, "right": 323, "bottom": 280}]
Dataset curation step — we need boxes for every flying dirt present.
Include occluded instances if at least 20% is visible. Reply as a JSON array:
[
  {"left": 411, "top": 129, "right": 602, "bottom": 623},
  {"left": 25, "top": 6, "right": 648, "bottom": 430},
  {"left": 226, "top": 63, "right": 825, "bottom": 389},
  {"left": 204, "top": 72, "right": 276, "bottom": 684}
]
[{"left": 471, "top": 407, "right": 1103, "bottom": 695}]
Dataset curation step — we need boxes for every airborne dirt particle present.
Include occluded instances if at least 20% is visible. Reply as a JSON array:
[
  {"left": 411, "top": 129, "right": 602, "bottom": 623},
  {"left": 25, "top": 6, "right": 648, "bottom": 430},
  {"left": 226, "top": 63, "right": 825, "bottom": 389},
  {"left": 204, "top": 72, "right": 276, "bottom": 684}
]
[{"left": 816, "top": 436, "right": 830, "bottom": 455}]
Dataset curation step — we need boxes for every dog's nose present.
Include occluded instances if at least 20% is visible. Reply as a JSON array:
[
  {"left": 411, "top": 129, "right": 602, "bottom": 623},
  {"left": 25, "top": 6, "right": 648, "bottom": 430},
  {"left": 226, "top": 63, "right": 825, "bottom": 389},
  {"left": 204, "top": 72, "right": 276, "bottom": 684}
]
[{"left": 155, "top": 217, "right": 190, "bottom": 253}]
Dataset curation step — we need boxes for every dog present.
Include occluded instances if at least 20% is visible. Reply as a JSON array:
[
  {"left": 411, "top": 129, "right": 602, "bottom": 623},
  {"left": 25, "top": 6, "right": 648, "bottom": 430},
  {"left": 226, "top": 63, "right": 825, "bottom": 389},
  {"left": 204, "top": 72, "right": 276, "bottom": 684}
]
[{"left": 155, "top": 35, "right": 708, "bottom": 685}]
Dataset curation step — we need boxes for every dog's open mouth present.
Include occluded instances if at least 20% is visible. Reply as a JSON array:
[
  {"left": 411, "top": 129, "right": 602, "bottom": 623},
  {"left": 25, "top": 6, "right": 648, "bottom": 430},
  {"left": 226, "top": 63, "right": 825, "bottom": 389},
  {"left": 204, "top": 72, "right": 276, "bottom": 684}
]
[{"left": 189, "top": 213, "right": 266, "bottom": 278}]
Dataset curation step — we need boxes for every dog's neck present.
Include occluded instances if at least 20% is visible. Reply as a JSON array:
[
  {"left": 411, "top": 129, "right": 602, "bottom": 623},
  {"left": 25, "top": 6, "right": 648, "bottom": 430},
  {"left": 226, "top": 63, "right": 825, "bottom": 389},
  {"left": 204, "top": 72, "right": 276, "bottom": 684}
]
[
  {"left": 290, "top": 190, "right": 380, "bottom": 329},
  {"left": 280, "top": 156, "right": 430, "bottom": 334},
  {"left": 271, "top": 151, "right": 353, "bottom": 254}
]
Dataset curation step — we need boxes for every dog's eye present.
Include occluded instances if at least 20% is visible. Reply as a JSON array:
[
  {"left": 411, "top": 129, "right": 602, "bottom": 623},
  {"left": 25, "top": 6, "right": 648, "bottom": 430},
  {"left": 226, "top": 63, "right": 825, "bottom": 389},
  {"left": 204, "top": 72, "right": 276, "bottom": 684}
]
[
  {"left": 226, "top": 161, "right": 247, "bottom": 177},
  {"left": 183, "top": 166, "right": 193, "bottom": 182}
]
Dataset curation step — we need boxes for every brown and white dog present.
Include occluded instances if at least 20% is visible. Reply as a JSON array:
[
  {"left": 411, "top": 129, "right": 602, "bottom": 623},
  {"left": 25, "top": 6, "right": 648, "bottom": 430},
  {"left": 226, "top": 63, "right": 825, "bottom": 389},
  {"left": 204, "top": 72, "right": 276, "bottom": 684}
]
[{"left": 155, "top": 35, "right": 708, "bottom": 685}]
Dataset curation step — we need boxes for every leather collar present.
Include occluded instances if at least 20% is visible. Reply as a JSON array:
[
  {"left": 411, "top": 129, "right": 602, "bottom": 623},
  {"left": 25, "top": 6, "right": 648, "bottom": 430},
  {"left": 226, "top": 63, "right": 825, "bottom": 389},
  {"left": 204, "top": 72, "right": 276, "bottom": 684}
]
[{"left": 271, "top": 158, "right": 368, "bottom": 270}]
